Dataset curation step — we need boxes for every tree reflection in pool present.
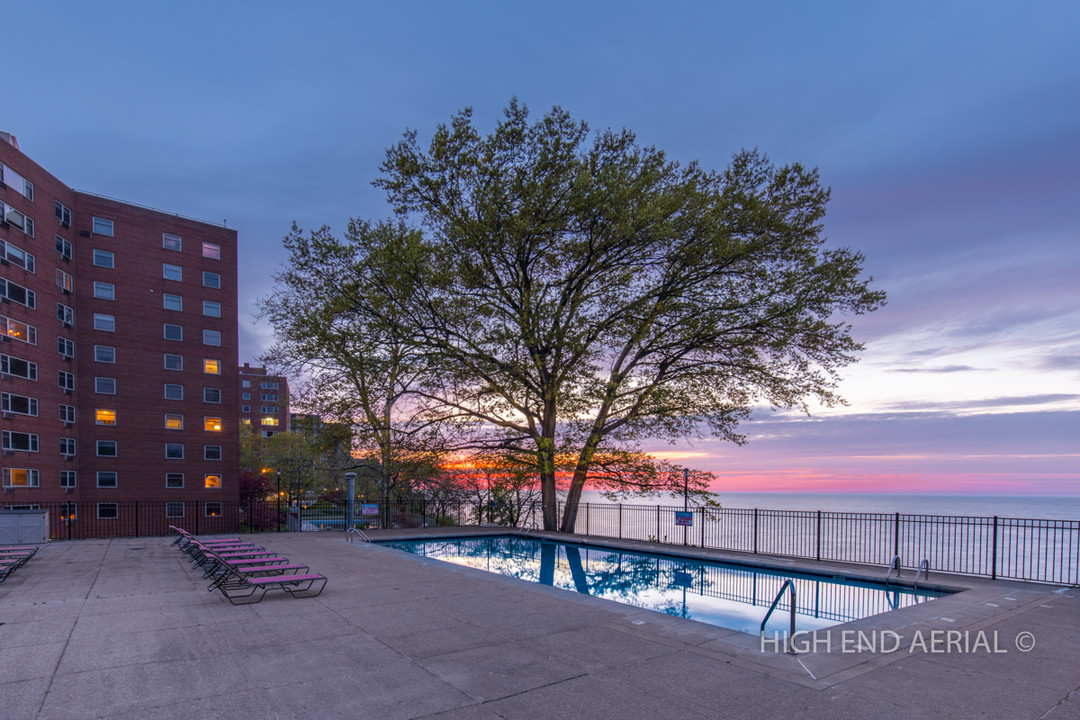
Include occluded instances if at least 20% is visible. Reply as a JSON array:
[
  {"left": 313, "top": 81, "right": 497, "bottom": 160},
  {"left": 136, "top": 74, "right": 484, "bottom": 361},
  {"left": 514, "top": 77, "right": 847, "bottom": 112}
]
[{"left": 378, "top": 535, "right": 945, "bottom": 635}]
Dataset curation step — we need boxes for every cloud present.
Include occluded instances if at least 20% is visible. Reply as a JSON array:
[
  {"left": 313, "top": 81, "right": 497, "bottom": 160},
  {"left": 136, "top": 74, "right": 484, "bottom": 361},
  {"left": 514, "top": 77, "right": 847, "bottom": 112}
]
[
  {"left": 889, "top": 365, "right": 976, "bottom": 373},
  {"left": 882, "top": 394, "right": 1080, "bottom": 412}
]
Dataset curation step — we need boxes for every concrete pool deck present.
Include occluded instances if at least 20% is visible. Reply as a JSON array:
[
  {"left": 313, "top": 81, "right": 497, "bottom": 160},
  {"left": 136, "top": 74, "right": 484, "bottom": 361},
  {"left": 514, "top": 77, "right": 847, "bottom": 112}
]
[{"left": 0, "top": 528, "right": 1076, "bottom": 719}]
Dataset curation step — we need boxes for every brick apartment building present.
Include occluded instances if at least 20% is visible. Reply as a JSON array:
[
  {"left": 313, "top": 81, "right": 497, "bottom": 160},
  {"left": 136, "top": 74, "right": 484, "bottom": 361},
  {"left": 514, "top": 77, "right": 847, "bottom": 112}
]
[
  {"left": 1, "top": 132, "right": 239, "bottom": 529},
  {"left": 238, "top": 363, "right": 290, "bottom": 436}
]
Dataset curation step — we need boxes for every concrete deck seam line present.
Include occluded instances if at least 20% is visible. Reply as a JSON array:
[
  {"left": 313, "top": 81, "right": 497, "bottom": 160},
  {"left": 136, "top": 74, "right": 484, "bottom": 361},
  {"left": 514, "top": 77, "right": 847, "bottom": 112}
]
[
  {"left": 34, "top": 538, "right": 114, "bottom": 719},
  {"left": 1038, "top": 683, "right": 1080, "bottom": 720}
]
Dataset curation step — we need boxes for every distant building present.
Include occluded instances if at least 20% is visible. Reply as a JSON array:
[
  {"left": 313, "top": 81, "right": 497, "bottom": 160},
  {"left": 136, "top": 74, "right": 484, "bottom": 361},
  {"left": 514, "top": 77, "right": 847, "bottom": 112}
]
[
  {"left": 0, "top": 131, "right": 239, "bottom": 520},
  {"left": 239, "top": 363, "right": 290, "bottom": 436}
]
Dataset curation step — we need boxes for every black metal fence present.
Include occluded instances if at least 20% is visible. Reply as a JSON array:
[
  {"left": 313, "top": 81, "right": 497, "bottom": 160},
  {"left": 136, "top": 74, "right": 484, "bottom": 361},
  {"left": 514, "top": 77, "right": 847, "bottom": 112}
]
[
  {"left": 563, "top": 503, "right": 1080, "bottom": 586},
  {"left": 22, "top": 499, "right": 1079, "bottom": 586}
]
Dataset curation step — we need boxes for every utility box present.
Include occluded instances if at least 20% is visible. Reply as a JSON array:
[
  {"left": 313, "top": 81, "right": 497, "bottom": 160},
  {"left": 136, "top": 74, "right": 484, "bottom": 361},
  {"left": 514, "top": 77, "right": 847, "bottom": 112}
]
[{"left": 0, "top": 508, "right": 49, "bottom": 544}]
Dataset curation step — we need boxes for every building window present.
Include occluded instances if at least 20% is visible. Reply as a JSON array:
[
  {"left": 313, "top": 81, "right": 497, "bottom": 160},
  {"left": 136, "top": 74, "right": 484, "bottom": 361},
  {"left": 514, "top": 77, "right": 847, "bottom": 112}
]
[
  {"left": 1, "top": 314, "right": 37, "bottom": 345},
  {"left": 166, "top": 502, "right": 185, "bottom": 518},
  {"left": 204, "top": 417, "right": 222, "bottom": 432},
  {"left": 97, "top": 472, "right": 118, "bottom": 488},
  {"left": 204, "top": 445, "right": 222, "bottom": 461},
  {"left": 261, "top": 417, "right": 279, "bottom": 427},
  {"left": 205, "top": 475, "right": 222, "bottom": 489},
  {"left": 57, "top": 337, "right": 75, "bottom": 358},
  {"left": 59, "top": 437, "right": 76, "bottom": 456},
  {"left": 92, "top": 217, "right": 114, "bottom": 237},
  {"left": 95, "top": 346, "right": 116, "bottom": 363},
  {"left": 57, "top": 303, "right": 74, "bottom": 325},
  {"left": 56, "top": 269, "right": 73, "bottom": 293},
  {"left": 163, "top": 293, "right": 183, "bottom": 311},
  {"left": 163, "top": 263, "right": 182, "bottom": 281},
  {"left": 202, "top": 300, "right": 221, "bottom": 318},
  {"left": 1, "top": 203, "right": 33, "bottom": 235},
  {"left": 2, "top": 430, "right": 39, "bottom": 452},
  {"left": 94, "top": 314, "right": 116, "bottom": 332},
  {"left": 94, "top": 377, "right": 116, "bottom": 395},
  {"left": 203, "top": 387, "right": 222, "bottom": 403},
  {"left": 1, "top": 238, "right": 35, "bottom": 273},
  {"left": 241, "top": 380, "right": 251, "bottom": 388},
  {"left": 164, "top": 353, "right": 183, "bottom": 371},
  {"left": 261, "top": 407, "right": 278, "bottom": 414},
  {"left": 165, "top": 443, "right": 184, "bottom": 459},
  {"left": 164, "top": 383, "right": 183, "bottom": 400},
  {"left": 0, "top": 277, "right": 36, "bottom": 308},
  {"left": 1, "top": 392, "right": 38, "bottom": 416},
  {"left": 59, "top": 502, "right": 77, "bottom": 520},
  {"left": 162, "top": 233, "right": 182, "bottom": 251},
  {"left": 60, "top": 470, "right": 77, "bottom": 489},
  {"left": 93, "top": 281, "right": 115, "bottom": 300},
  {"left": 203, "top": 359, "right": 220, "bottom": 374},
  {"left": 55, "top": 201, "right": 72, "bottom": 226},
  {"left": 96, "top": 440, "right": 117, "bottom": 457},
  {"left": 261, "top": 382, "right": 279, "bottom": 390},
  {"left": 203, "top": 272, "right": 221, "bottom": 289},
  {"left": 3, "top": 468, "right": 40, "bottom": 488},
  {"left": 241, "top": 418, "right": 251, "bottom": 425},
  {"left": 93, "top": 249, "right": 115, "bottom": 268},
  {"left": 205, "top": 501, "right": 223, "bottom": 516},
  {"left": 261, "top": 394, "right": 280, "bottom": 402},
  {"left": 165, "top": 472, "right": 184, "bottom": 488},
  {"left": 165, "top": 414, "right": 183, "bottom": 430},
  {"left": 59, "top": 404, "right": 76, "bottom": 424},
  {"left": 202, "top": 242, "right": 221, "bottom": 260},
  {"left": 1, "top": 164, "right": 33, "bottom": 199},
  {"left": 56, "top": 235, "right": 73, "bottom": 260},
  {"left": 58, "top": 370, "right": 75, "bottom": 392},
  {"left": 1, "top": 354, "right": 38, "bottom": 380},
  {"left": 96, "top": 409, "right": 117, "bottom": 426},
  {"left": 241, "top": 393, "right": 250, "bottom": 400},
  {"left": 97, "top": 502, "right": 119, "bottom": 518},
  {"left": 202, "top": 330, "right": 221, "bottom": 346},
  {"left": 241, "top": 405, "right": 251, "bottom": 412},
  {"left": 164, "top": 323, "right": 183, "bottom": 341}
]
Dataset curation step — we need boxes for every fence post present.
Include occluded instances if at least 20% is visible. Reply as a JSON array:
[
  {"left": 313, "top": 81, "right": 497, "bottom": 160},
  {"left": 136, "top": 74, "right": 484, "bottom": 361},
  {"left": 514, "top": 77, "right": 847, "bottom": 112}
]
[
  {"left": 753, "top": 508, "right": 758, "bottom": 554},
  {"left": 619, "top": 504, "right": 623, "bottom": 539},
  {"left": 585, "top": 503, "right": 590, "bottom": 535},
  {"left": 991, "top": 515, "right": 998, "bottom": 580},
  {"left": 700, "top": 508, "right": 705, "bottom": 548},
  {"left": 134, "top": 501, "right": 140, "bottom": 538},
  {"left": 816, "top": 510, "right": 822, "bottom": 561},
  {"left": 894, "top": 512, "right": 900, "bottom": 561},
  {"left": 656, "top": 504, "right": 660, "bottom": 541}
]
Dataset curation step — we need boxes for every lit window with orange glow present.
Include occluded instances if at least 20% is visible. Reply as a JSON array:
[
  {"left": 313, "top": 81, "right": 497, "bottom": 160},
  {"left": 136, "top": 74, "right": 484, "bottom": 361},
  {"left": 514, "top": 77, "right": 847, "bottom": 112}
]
[
  {"left": 204, "top": 417, "right": 222, "bottom": 432},
  {"left": 165, "top": 414, "right": 183, "bottom": 430},
  {"left": 261, "top": 417, "right": 279, "bottom": 426},
  {"left": 241, "top": 418, "right": 251, "bottom": 425},
  {"left": 204, "top": 474, "right": 222, "bottom": 489},
  {"left": 203, "top": 359, "right": 220, "bottom": 374},
  {"left": 96, "top": 409, "right": 116, "bottom": 426}
]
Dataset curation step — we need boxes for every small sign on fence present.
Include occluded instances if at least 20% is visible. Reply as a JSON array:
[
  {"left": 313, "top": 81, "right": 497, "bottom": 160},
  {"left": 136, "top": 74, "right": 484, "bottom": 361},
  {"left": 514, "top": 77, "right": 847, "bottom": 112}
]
[
  {"left": 361, "top": 504, "right": 379, "bottom": 516},
  {"left": 675, "top": 511, "right": 693, "bottom": 527}
]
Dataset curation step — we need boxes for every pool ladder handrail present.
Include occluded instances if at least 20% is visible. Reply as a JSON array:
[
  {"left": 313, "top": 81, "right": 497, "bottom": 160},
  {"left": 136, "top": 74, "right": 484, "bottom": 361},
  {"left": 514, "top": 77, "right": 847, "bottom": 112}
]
[
  {"left": 913, "top": 558, "right": 930, "bottom": 590},
  {"left": 885, "top": 554, "right": 902, "bottom": 585},
  {"left": 760, "top": 579, "right": 798, "bottom": 655},
  {"left": 346, "top": 527, "right": 371, "bottom": 544}
]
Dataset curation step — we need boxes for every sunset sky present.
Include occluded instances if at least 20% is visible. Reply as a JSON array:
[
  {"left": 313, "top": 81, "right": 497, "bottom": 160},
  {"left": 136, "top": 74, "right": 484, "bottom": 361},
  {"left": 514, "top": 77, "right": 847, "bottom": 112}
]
[{"left": 5, "top": 2, "right": 1077, "bottom": 496}]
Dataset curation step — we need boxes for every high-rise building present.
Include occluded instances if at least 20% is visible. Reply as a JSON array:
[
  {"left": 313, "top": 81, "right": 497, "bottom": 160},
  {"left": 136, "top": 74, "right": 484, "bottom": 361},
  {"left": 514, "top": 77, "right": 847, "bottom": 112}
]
[
  {"left": 1, "top": 132, "right": 239, "bottom": 526},
  {"left": 238, "top": 363, "right": 290, "bottom": 436}
]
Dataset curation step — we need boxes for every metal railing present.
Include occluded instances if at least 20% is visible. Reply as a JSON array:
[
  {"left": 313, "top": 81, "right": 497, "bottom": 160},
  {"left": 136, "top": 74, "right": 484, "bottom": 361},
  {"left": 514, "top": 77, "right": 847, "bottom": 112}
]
[{"left": 16, "top": 498, "right": 1078, "bottom": 586}]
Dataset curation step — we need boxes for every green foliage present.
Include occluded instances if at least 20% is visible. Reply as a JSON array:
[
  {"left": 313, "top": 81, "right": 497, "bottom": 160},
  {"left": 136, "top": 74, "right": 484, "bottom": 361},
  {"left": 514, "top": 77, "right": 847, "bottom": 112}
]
[
  {"left": 373, "top": 101, "right": 884, "bottom": 531},
  {"left": 265, "top": 100, "right": 884, "bottom": 533}
]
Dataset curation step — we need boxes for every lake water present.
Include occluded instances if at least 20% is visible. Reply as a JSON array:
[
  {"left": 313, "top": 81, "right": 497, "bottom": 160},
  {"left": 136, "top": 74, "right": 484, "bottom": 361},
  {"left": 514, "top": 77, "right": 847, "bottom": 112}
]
[{"left": 579, "top": 491, "right": 1080, "bottom": 521}]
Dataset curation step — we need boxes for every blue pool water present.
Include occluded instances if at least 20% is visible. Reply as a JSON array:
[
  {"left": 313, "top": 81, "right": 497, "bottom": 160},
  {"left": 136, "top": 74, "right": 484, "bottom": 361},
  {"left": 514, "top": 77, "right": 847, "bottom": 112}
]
[{"left": 379, "top": 536, "right": 947, "bottom": 635}]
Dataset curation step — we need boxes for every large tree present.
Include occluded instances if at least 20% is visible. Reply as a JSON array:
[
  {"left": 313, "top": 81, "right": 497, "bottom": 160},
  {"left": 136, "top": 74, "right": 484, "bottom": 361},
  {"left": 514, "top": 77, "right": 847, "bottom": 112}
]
[
  {"left": 372, "top": 101, "right": 885, "bottom": 532},
  {"left": 260, "top": 220, "right": 455, "bottom": 514}
]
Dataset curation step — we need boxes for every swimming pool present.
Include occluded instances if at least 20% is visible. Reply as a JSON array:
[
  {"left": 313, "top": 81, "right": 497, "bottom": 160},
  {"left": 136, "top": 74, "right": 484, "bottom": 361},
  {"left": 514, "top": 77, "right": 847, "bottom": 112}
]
[{"left": 379, "top": 535, "right": 946, "bottom": 635}]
